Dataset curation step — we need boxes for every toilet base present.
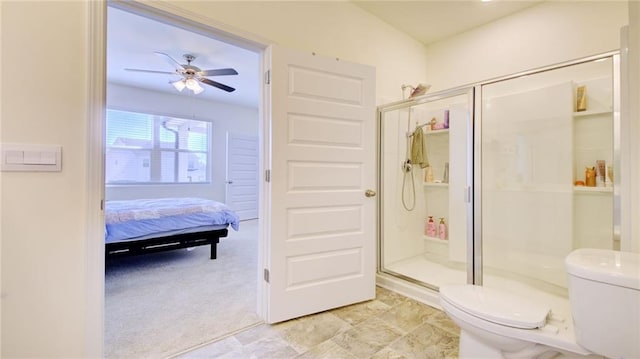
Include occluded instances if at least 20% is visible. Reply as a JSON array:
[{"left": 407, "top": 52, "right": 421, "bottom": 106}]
[{"left": 459, "top": 331, "right": 605, "bottom": 359}]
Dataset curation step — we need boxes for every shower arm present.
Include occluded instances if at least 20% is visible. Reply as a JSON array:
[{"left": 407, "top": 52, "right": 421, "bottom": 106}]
[{"left": 407, "top": 122, "right": 431, "bottom": 137}]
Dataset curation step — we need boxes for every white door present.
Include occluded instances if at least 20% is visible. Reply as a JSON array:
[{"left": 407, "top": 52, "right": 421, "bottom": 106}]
[
  {"left": 265, "top": 45, "right": 377, "bottom": 323},
  {"left": 225, "top": 132, "right": 259, "bottom": 220}
]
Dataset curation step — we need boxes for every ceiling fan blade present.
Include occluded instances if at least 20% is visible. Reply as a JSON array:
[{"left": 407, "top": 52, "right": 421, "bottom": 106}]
[
  {"left": 124, "top": 68, "right": 176, "bottom": 75},
  {"left": 200, "top": 68, "right": 238, "bottom": 76},
  {"left": 154, "top": 52, "right": 185, "bottom": 70},
  {"left": 200, "top": 78, "right": 236, "bottom": 92}
]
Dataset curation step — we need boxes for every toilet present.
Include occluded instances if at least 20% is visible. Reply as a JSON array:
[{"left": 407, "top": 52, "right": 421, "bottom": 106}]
[{"left": 439, "top": 248, "right": 640, "bottom": 359}]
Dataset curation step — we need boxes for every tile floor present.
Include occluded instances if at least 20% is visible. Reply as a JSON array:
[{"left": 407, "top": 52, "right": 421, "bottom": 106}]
[{"left": 178, "top": 286, "right": 460, "bottom": 358}]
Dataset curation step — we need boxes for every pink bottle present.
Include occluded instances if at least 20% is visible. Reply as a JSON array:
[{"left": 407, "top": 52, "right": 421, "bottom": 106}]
[
  {"left": 426, "top": 216, "right": 437, "bottom": 237},
  {"left": 438, "top": 218, "right": 447, "bottom": 240}
]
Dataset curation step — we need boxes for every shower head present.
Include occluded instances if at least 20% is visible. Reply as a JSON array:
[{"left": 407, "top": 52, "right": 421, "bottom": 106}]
[
  {"left": 401, "top": 83, "right": 431, "bottom": 99},
  {"left": 409, "top": 83, "right": 431, "bottom": 98}
]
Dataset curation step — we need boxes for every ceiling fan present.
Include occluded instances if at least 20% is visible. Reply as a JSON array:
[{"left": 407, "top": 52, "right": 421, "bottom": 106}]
[{"left": 125, "top": 52, "right": 238, "bottom": 94}]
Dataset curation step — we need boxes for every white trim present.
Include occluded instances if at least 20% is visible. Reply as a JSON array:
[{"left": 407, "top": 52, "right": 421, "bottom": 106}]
[
  {"left": 108, "top": 0, "right": 271, "bottom": 53},
  {"left": 86, "top": 1, "right": 107, "bottom": 357},
  {"left": 89, "top": 1, "right": 272, "bottom": 355},
  {"left": 258, "top": 45, "right": 272, "bottom": 319}
]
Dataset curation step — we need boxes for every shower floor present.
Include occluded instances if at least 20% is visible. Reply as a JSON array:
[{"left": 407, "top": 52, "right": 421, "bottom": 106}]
[
  {"left": 384, "top": 253, "right": 572, "bottom": 319},
  {"left": 385, "top": 253, "right": 467, "bottom": 288}
]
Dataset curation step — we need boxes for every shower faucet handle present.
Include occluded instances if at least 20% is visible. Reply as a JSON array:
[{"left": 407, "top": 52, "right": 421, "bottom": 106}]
[{"left": 365, "top": 189, "right": 377, "bottom": 197}]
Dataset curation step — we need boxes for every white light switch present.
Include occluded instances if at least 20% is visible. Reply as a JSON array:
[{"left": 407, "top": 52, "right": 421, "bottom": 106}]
[
  {"left": 5, "top": 150, "right": 24, "bottom": 164},
  {"left": 1, "top": 144, "right": 62, "bottom": 172},
  {"left": 40, "top": 151, "right": 57, "bottom": 165},
  {"left": 23, "top": 151, "right": 41, "bottom": 165}
]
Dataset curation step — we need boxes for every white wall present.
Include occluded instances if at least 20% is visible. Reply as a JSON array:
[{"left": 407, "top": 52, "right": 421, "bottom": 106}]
[
  {"left": 0, "top": 1, "right": 427, "bottom": 357},
  {"left": 425, "top": 1, "right": 628, "bottom": 91},
  {"left": 1, "top": 1, "right": 89, "bottom": 357},
  {"left": 105, "top": 83, "right": 258, "bottom": 202}
]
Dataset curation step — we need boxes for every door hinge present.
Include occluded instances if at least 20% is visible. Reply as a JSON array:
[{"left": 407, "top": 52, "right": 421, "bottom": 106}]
[
  {"left": 100, "top": 199, "right": 105, "bottom": 211},
  {"left": 265, "top": 169, "right": 271, "bottom": 182},
  {"left": 263, "top": 268, "right": 270, "bottom": 283},
  {"left": 466, "top": 186, "right": 471, "bottom": 203},
  {"left": 264, "top": 70, "right": 271, "bottom": 85}
]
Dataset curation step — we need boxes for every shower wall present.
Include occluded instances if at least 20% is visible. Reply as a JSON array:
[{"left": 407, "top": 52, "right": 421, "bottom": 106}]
[
  {"left": 379, "top": 90, "right": 472, "bottom": 289},
  {"left": 381, "top": 108, "right": 425, "bottom": 265}
]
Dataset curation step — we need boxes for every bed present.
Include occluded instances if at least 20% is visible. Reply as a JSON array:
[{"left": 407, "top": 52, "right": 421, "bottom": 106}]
[{"left": 105, "top": 197, "right": 240, "bottom": 260}]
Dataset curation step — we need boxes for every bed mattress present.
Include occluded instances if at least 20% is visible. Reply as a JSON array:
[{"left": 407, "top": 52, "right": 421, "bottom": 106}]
[{"left": 105, "top": 197, "right": 240, "bottom": 244}]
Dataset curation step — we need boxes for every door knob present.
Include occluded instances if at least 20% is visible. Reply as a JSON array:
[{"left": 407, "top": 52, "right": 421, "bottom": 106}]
[
  {"left": 365, "top": 189, "right": 377, "bottom": 197},
  {"left": 225, "top": 180, "right": 233, "bottom": 184}
]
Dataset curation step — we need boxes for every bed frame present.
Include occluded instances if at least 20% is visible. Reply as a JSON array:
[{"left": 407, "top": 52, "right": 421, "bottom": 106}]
[{"left": 105, "top": 228, "right": 229, "bottom": 260}]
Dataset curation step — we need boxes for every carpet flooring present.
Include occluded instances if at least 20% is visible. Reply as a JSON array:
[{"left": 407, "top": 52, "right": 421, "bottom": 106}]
[{"left": 105, "top": 219, "right": 260, "bottom": 359}]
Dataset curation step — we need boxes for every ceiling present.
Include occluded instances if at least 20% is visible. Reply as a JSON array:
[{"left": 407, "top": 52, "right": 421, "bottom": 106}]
[
  {"left": 352, "top": 0, "right": 542, "bottom": 45},
  {"left": 107, "top": 7, "right": 260, "bottom": 108},
  {"left": 107, "top": 1, "right": 542, "bottom": 108}
]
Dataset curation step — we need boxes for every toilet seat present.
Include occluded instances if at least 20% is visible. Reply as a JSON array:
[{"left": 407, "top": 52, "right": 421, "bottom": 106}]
[
  {"left": 439, "top": 285, "right": 550, "bottom": 329},
  {"left": 439, "top": 285, "right": 593, "bottom": 356}
]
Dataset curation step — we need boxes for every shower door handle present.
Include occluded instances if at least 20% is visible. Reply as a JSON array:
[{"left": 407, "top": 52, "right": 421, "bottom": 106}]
[{"left": 365, "top": 189, "right": 377, "bottom": 197}]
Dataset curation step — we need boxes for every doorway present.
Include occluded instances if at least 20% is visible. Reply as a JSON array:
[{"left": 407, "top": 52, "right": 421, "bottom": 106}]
[{"left": 104, "top": 3, "right": 264, "bottom": 357}]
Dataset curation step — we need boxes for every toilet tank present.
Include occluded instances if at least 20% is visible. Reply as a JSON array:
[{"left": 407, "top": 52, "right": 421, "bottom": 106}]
[{"left": 565, "top": 248, "right": 640, "bottom": 359}]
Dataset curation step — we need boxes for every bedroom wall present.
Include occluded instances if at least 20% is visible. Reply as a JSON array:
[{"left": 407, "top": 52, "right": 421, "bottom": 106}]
[
  {"left": 424, "top": 1, "right": 628, "bottom": 91},
  {"left": 105, "top": 83, "right": 258, "bottom": 202},
  {"left": 0, "top": 1, "right": 427, "bottom": 357}
]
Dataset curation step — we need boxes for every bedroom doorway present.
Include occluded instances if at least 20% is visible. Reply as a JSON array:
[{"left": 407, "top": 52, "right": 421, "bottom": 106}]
[{"left": 103, "top": 3, "right": 263, "bottom": 358}]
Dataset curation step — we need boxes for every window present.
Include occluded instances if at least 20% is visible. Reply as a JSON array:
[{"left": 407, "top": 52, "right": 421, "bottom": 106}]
[{"left": 106, "top": 109, "right": 210, "bottom": 184}]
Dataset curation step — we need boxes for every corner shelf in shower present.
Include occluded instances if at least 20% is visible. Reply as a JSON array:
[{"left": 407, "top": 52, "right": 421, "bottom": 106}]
[
  {"left": 423, "top": 182, "right": 449, "bottom": 188},
  {"left": 423, "top": 235, "right": 448, "bottom": 244},
  {"left": 573, "top": 186, "right": 613, "bottom": 194},
  {"left": 572, "top": 109, "right": 612, "bottom": 118}
]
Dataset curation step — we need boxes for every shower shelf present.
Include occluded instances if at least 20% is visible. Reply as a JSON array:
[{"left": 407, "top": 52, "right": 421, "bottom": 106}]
[
  {"left": 423, "top": 235, "right": 448, "bottom": 244},
  {"left": 573, "top": 186, "right": 613, "bottom": 194},
  {"left": 572, "top": 109, "right": 612, "bottom": 118},
  {"left": 423, "top": 182, "right": 449, "bottom": 188},
  {"left": 424, "top": 129, "right": 449, "bottom": 135}
]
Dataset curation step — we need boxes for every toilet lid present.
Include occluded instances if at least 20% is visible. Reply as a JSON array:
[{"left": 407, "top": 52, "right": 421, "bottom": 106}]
[{"left": 440, "top": 285, "right": 550, "bottom": 329}]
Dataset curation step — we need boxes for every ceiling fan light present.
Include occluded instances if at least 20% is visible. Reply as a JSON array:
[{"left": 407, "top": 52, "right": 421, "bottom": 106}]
[
  {"left": 192, "top": 85, "right": 204, "bottom": 95},
  {"left": 172, "top": 79, "right": 186, "bottom": 92},
  {"left": 185, "top": 78, "right": 198, "bottom": 90},
  {"left": 185, "top": 78, "right": 204, "bottom": 94}
]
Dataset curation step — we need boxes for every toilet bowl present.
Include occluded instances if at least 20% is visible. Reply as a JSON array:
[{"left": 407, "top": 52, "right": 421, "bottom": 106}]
[{"left": 439, "top": 249, "right": 640, "bottom": 359}]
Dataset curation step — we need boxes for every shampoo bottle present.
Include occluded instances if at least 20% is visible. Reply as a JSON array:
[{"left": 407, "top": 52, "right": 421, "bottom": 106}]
[
  {"left": 426, "top": 216, "right": 436, "bottom": 237},
  {"left": 438, "top": 218, "right": 447, "bottom": 240}
]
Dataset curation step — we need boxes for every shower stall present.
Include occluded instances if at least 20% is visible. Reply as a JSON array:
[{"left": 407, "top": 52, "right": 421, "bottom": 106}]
[{"left": 378, "top": 53, "right": 621, "bottom": 307}]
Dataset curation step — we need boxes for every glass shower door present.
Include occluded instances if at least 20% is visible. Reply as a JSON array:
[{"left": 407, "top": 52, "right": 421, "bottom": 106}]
[
  {"left": 478, "top": 56, "right": 617, "bottom": 302},
  {"left": 379, "top": 88, "right": 473, "bottom": 290}
]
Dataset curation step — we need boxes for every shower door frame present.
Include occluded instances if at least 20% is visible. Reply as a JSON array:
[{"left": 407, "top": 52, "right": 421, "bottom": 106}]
[
  {"left": 377, "top": 50, "right": 621, "bottom": 292},
  {"left": 377, "top": 86, "right": 475, "bottom": 291}
]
